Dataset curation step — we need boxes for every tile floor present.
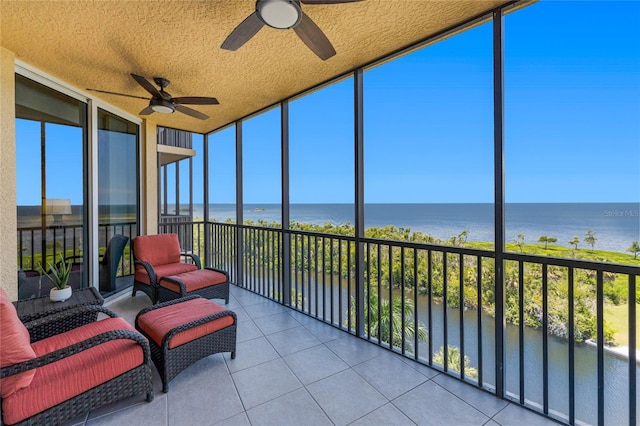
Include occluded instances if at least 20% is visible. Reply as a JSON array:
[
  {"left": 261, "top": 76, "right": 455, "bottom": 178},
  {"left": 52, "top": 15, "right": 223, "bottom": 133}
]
[{"left": 69, "top": 285, "right": 557, "bottom": 426}]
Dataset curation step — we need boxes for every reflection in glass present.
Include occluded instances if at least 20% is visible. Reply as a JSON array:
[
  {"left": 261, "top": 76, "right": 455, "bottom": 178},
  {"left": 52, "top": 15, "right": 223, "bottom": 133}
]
[
  {"left": 15, "top": 74, "right": 87, "bottom": 298},
  {"left": 97, "top": 108, "right": 138, "bottom": 295}
]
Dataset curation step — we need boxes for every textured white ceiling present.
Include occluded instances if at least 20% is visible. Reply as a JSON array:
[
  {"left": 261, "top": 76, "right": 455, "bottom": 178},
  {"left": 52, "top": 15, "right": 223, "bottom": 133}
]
[{"left": 1, "top": 0, "right": 511, "bottom": 133}]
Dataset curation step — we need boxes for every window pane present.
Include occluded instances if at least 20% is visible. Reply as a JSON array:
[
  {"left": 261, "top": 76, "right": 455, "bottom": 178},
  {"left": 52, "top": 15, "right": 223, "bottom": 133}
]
[
  {"left": 243, "top": 107, "right": 281, "bottom": 226},
  {"left": 97, "top": 108, "right": 138, "bottom": 295},
  {"left": 289, "top": 78, "right": 354, "bottom": 231},
  {"left": 364, "top": 23, "right": 494, "bottom": 246},
  {"left": 208, "top": 126, "right": 236, "bottom": 222},
  {"left": 505, "top": 1, "right": 640, "bottom": 260},
  {"left": 15, "top": 74, "right": 87, "bottom": 298},
  {"left": 505, "top": 2, "right": 640, "bottom": 424}
]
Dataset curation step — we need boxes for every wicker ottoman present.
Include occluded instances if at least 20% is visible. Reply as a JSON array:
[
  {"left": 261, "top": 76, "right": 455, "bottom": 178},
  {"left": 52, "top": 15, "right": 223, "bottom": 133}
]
[
  {"left": 157, "top": 267, "right": 229, "bottom": 304},
  {"left": 135, "top": 295, "right": 237, "bottom": 392}
]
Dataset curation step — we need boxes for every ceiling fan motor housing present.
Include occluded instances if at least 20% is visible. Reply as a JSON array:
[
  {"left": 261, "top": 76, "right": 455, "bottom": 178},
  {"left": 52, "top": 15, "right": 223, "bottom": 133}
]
[{"left": 257, "top": 0, "right": 302, "bottom": 29}]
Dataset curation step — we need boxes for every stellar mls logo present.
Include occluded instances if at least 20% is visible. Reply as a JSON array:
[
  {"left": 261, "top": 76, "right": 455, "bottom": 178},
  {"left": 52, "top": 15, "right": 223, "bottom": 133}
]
[{"left": 603, "top": 209, "right": 639, "bottom": 217}]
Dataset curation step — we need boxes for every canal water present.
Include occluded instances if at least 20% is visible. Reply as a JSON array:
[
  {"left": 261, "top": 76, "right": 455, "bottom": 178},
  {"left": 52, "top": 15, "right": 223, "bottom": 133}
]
[{"left": 420, "top": 302, "right": 637, "bottom": 426}]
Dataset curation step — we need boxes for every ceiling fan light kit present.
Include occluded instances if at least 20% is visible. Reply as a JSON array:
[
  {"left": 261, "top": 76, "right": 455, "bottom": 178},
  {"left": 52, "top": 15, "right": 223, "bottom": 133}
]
[
  {"left": 150, "top": 98, "right": 175, "bottom": 114},
  {"left": 257, "top": 0, "right": 301, "bottom": 29},
  {"left": 221, "top": 0, "right": 364, "bottom": 61}
]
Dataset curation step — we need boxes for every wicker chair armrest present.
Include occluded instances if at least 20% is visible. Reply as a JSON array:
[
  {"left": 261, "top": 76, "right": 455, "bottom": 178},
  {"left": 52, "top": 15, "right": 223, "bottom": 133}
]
[
  {"left": 135, "top": 295, "right": 202, "bottom": 323},
  {"left": 134, "top": 259, "right": 158, "bottom": 286},
  {"left": 24, "top": 305, "right": 118, "bottom": 329},
  {"left": 160, "top": 310, "right": 237, "bottom": 349},
  {"left": 204, "top": 266, "right": 229, "bottom": 280},
  {"left": 0, "top": 329, "right": 151, "bottom": 379},
  {"left": 24, "top": 305, "right": 119, "bottom": 342},
  {"left": 157, "top": 276, "right": 187, "bottom": 295},
  {"left": 181, "top": 252, "right": 201, "bottom": 269}
]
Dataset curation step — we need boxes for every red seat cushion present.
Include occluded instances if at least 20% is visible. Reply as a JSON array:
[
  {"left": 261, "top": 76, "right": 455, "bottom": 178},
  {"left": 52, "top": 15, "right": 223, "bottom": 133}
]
[
  {"left": 0, "top": 289, "right": 36, "bottom": 398},
  {"left": 2, "top": 318, "right": 144, "bottom": 425},
  {"left": 159, "top": 269, "right": 227, "bottom": 293},
  {"left": 134, "top": 262, "right": 198, "bottom": 285},
  {"left": 137, "top": 298, "right": 234, "bottom": 349}
]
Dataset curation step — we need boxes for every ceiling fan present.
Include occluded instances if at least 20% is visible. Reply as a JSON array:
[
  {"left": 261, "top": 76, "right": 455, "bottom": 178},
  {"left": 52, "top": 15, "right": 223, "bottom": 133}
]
[
  {"left": 221, "top": 0, "right": 364, "bottom": 61},
  {"left": 87, "top": 74, "right": 219, "bottom": 120}
]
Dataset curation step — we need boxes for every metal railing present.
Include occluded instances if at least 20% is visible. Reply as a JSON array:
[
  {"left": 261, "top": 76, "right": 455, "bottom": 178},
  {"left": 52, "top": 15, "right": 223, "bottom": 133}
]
[
  {"left": 17, "top": 222, "right": 137, "bottom": 277},
  {"left": 158, "top": 220, "right": 638, "bottom": 426}
]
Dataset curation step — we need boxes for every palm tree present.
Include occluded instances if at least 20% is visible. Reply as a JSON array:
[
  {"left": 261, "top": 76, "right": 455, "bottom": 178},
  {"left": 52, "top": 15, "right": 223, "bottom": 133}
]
[
  {"left": 627, "top": 241, "right": 640, "bottom": 259},
  {"left": 584, "top": 229, "right": 597, "bottom": 250},
  {"left": 569, "top": 236, "right": 580, "bottom": 250},
  {"left": 433, "top": 345, "right": 478, "bottom": 378},
  {"left": 349, "top": 287, "right": 428, "bottom": 352}
]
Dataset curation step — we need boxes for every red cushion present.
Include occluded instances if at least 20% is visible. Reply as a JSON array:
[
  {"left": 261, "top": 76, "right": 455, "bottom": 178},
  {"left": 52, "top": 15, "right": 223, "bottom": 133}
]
[
  {"left": 134, "top": 262, "right": 198, "bottom": 285},
  {"left": 133, "top": 233, "right": 181, "bottom": 267},
  {"left": 159, "top": 269, "right": 227, "bottom": 294},
  {"left": 2, "top": 318, "right": 144, "bottom": 425},
  {"left": 0, "top": 289, "right": 36, "bottom": 398},
  {"left": 137, "top": 298, "right": 234, "bottom": 349}
]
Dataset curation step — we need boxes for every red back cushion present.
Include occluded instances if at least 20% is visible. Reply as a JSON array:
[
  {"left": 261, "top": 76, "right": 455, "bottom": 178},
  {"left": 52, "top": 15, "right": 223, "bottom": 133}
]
[
  {"left": 0, "top": 288, "right": 36, "bottom": 397},
  {"left": 133, "top": 233, "right": 181, "bottom": 267}
]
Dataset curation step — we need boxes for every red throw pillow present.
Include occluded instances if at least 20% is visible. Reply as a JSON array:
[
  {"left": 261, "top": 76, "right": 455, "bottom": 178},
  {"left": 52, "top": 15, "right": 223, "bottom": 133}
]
[{"left": 0, "top": 288, "right": 36, "bottom": 397}]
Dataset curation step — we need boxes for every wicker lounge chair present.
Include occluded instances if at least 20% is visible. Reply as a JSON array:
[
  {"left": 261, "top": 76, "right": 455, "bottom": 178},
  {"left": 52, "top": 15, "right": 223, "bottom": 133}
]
[
  {"left": 0, "top": 289, "right": 154, "bottom": 426},
  {"left": 132, "top": 233, "right": 200, "bottom": 304},
  {"left": 132, "top": 233, "right": 229, "bottom": 304}
]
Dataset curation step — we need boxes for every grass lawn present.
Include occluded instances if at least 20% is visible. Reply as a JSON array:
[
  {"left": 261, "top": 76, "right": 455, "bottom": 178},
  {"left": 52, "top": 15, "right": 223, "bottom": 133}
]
[{"left": 604, "top": 303, "right": 640, "bottom": 347}]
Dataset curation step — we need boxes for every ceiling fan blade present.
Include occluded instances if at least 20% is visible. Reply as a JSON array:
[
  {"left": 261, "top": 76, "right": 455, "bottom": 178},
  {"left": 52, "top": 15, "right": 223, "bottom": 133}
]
[
  {"left": 172, "top": 96, "right": 219, "bottom": 105},
  {"left": 293, "top": 12, "right": 336, "bottom": 61},
  {"left": 139, "top": 105, "right": 154, "bottom": 116},
  {"left": 86, "top": 88, "right": 149, "bottom": 100},
  {"left": 175, "top": 104, "right": 209, "bottom": 120},
  {"left": 301, "top": 0, "right": 364, "bottom": 4},
  {"left": 221, "top": 12, "right": 264, "bottom": 51},
  {"left": 130, "top": 73, "right": 162, "bottom": 98}
]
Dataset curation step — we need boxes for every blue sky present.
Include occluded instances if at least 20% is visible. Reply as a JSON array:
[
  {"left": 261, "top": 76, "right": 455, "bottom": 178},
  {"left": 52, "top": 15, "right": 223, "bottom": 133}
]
[{"left": 17, "top": 1, "right": 640, "bottom": 206}]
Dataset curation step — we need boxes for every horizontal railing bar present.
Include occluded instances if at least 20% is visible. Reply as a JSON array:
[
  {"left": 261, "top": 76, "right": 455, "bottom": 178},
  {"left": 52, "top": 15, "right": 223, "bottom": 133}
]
[{"left": 504, "top": 252, "right": 640, "bottom": 274}]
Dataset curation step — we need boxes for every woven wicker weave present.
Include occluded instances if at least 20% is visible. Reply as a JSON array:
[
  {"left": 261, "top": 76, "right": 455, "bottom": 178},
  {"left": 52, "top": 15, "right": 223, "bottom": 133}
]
[
  {"left": 135, "top": 295, "right": 237, "bottom": 392},
  {"left": 0, "top": 307, "right": 154, "bottom": 426},
  {"left": 13, "top": 287, "right": 103, "bottom": 342},
  {"left": 24, "top": 304, "right": 115, "bottom": 343}
]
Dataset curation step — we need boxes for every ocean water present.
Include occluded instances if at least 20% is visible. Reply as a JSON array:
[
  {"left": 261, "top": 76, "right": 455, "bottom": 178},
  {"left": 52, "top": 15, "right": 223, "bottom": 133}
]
[
  {"left": 201, "top": 202, "right": 639, "bottom": 253},
  {"left": 17, "top": 202, "right": 639, "bottom": 254}
]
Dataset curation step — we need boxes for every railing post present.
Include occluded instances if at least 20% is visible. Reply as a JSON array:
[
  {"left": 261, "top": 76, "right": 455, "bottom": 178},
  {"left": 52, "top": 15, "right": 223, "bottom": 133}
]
[
  {"left": 235, "top": 121, "right": 244, "bottom": 287},
  {"left": 354, "top": 69, "right": 365, "bottom": 337},
  {"left": 281, "top": 101, "right": 291, "bottom": 306},
  {"left": 629, "top": 275, "right": 637, "bottom": 426},
  {"left": 493, "top": 8, "right": 506, "bottom": 398},
  {"left": 203, "top": 132, "right": 210, "bottom": 266}
]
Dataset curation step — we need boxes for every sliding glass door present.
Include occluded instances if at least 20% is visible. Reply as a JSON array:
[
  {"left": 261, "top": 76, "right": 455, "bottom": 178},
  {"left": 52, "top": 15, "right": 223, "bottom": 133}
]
[
  {"left": 97, "top": 108, "right": 139, "bottom": 296},
  {"left": 15, "top": 74, "right": 87, "bottom": 298}
]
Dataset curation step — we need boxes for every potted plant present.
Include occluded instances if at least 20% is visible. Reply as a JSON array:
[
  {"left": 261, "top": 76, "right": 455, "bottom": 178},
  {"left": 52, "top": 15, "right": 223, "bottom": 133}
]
[{"left": 41, "top": 255, "right": 73, "bottom": 302}]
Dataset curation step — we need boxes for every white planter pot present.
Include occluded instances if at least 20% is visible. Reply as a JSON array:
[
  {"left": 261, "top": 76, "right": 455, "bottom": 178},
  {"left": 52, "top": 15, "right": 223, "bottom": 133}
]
[{"left": 50, "top": 286, "right": 72, "bottom": 302}]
